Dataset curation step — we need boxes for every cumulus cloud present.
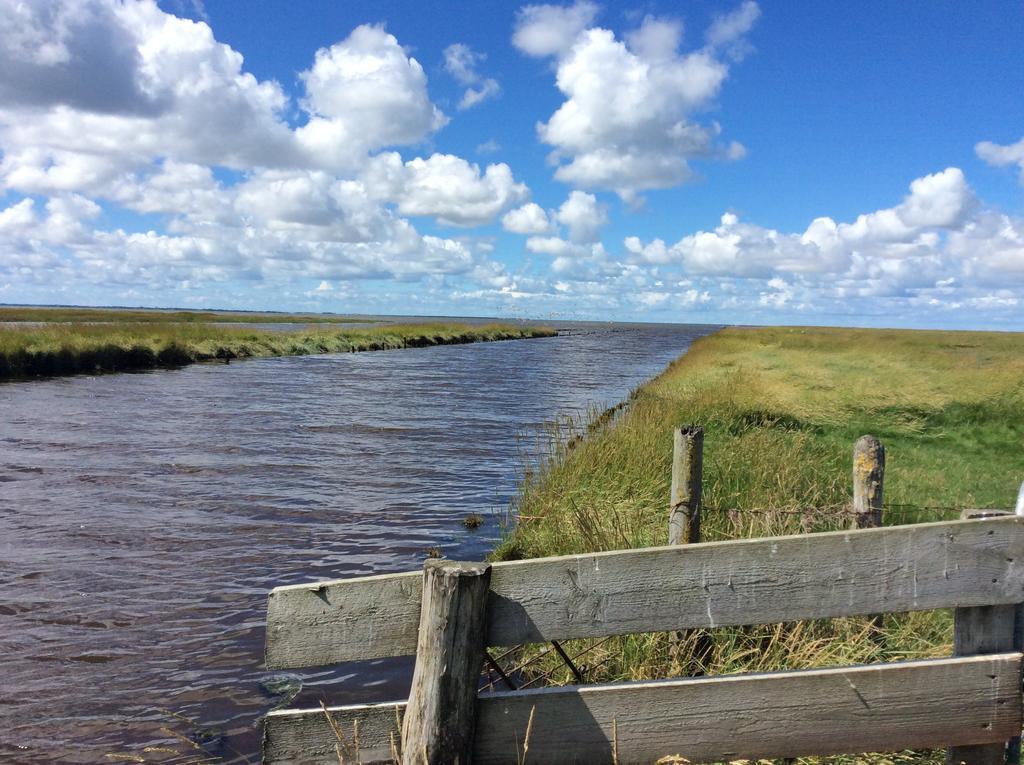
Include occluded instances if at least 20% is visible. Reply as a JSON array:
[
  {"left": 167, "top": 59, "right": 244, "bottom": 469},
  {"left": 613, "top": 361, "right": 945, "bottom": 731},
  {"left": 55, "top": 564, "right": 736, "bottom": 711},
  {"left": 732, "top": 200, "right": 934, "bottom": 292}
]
[
  {"left": 502, "top": 202, "right": 552, "bottom": 234},
  {"left": 388, "top": 154, "right": 529, "bottom": 226},
  {"left": 296, "top": 25, "right": 449, "bottom": 170},
  {"left": 618, "top": 166, "right": 1023, "bottom": 318},
  {"left": 443, "top": 43, "right": 500, "bottom": 110},
  {"left": 518, "top": 3, "right": 756, "bottom": 199},
  {"left": 555, "top": 190, "right": 607, "bottom": 243},
  {"left": 512, "top": 1, "right": 599, "bottom": 58},
  {"left": 976, "top": 136, "right": 1024, "bottom": 184},
  {"left": 0, "top": 1, "right": 534, "bottom": 305},
  {"left": 0, "top": 7, "right": 452, "bottom": 191}
]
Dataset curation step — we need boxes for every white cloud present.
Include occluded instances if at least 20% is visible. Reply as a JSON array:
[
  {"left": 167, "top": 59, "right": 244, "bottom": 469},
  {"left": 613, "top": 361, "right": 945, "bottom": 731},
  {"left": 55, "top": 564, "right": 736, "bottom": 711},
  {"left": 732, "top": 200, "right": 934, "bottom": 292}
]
[
  {"left": 522, "top": 5, "right": 757, "bottom": 198},
  {"left": 555, "top": 190, "right": 607, "bottom": 243},
  {"left": 525, "top": 236, "right": 583, "bottom": 257},
  {"left": 502, "top": 202, "right": 552, "bottom": 234},
  {"left": 512, "top": 1, "right": 599, "bottom": 58},
  {"left": 618, "top": 167, "right": 1024, "bottom": 317},
  {"left": 459, "top": 79, "right": 501, "bottom": 111},
  {"left": 976, "top": 136, "right": 1024, "bottom": 184},
  {"left": 0, "top": 2, "right": 537, "bottom": 305},
  {"left": 297, "top": 25, "right": 448, "bottom": 169},
  {"left": 443, "top": 42, "right": 501, "bottom": 110},
  {"left": 0, "top": 198, "right": 37, "bottom": 234},
  {"left": 705, "top": 0, "right": 761, "bottom": 59},
  {"left": 390, "top": 154, "right": 529, "bottom": 226}
]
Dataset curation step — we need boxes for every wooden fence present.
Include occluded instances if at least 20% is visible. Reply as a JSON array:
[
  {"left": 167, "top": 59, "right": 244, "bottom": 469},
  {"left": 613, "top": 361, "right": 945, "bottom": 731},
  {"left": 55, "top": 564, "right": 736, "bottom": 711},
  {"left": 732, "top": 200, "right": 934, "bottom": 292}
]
[{"left": 262, "top": 432, "right": 1024, "bottom": 765}]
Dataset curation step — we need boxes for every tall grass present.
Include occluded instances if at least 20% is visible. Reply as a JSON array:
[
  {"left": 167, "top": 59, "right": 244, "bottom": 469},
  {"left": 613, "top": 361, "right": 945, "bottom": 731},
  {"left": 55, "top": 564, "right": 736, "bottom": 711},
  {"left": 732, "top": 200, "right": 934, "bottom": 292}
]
[
  {"left": 0, "top": 322, "right": 556, "bottom": 380},
  {"left": 492, "top": 326, "right": 1024, "bottom": 764}
]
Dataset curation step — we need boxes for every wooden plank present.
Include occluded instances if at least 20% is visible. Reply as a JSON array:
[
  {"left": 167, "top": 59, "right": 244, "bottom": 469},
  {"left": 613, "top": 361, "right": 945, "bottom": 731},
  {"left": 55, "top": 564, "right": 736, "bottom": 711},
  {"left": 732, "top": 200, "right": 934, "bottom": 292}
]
[
  {"left": 401, "top": 561, "right": 491, "bottom": 765},
  {"left": 263, "top": 653, "right": 1024, "bottom": 765},
  {"left": 948, "top": 502, "right": 1022, "bottom": 765},
  {"left": 266, "top": 516, "right": 1024, "bottom": 668},
  {"left": 263, "top": 699, "right": 404, "bottom": 765},
  {"left": 946, "top": 603, "right": 1017, "bottom": 764}
]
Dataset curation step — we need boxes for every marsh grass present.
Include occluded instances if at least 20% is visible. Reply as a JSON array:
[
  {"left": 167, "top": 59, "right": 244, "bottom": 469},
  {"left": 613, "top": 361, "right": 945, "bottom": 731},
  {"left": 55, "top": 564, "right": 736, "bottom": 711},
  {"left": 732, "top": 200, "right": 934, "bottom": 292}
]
[
  {"left": 0, "top": 321, "right": 556, "bottom": 380},
  {"left": 492, "top": 326, "right": 1024, "bottom": 764}
]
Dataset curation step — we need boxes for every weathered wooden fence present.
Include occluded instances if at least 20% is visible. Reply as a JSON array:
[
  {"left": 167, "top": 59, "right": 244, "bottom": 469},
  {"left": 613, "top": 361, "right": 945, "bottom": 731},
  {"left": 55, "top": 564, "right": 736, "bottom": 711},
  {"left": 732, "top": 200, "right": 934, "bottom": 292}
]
[{"left": 262, "top": 433, "right": 1024, "bottom": 765}]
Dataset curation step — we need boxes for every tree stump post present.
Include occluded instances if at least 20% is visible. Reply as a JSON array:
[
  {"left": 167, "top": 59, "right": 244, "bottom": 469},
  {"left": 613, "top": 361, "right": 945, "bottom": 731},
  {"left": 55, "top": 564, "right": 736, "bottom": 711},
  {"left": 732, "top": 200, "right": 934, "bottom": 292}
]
[
  {"left": 401, "top": 560, "right": 491, "bottom": 765},
  {"left": 852, "top": 435, "right": 885, "bottom": 529},
  {"left": 668, "top": 425, "right": 704, "bottom": 545}
]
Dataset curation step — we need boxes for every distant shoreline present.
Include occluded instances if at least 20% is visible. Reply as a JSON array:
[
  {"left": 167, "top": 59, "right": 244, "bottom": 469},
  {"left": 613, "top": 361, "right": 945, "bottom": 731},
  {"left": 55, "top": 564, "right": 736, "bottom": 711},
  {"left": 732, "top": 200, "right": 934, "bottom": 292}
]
[{"left": 0, "top": 318, "right": 557, "bottom": 381}]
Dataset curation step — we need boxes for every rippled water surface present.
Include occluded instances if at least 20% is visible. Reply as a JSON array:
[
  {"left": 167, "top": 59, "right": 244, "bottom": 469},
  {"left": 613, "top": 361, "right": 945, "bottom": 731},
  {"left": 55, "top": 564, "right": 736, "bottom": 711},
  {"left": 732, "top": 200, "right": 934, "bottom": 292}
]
[{"left": 0, "top": 322, "right": 717, "bottom": 763}]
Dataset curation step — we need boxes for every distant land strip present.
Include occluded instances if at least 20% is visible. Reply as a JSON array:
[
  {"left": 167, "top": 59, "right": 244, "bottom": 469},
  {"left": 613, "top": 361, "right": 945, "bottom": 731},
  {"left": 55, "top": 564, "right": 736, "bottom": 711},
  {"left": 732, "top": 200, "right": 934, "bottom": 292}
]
[
  {"left": 0, "top": 305, "right": 376, "bottom": 324},
  {"left": 0, "top": 319, "right": 556, "bottom": 381}
]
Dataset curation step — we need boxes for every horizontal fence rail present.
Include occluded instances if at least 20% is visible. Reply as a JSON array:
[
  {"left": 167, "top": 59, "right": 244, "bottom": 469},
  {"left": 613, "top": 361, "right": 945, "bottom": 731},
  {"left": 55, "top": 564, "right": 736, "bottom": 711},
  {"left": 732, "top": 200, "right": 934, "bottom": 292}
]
[
  {"left": 263, "top": 653, "right": 1023, "bottom": 765},
  {"left": 266, "top": 516, "right": 1024, "bottom": 668}
]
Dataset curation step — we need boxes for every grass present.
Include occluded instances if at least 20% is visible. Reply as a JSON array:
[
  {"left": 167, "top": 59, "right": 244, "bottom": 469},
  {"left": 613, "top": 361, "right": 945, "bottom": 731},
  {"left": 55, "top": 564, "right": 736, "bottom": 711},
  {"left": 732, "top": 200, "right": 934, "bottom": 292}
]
[
  {"left": 0, "top": 321, "right": 556, "bottom": 380},
  {"left": 492, "top": 325, "right": 1024, "bottom": 764},
  {"left": 0, "top": 305, "right": 373, "bottom": 324}
]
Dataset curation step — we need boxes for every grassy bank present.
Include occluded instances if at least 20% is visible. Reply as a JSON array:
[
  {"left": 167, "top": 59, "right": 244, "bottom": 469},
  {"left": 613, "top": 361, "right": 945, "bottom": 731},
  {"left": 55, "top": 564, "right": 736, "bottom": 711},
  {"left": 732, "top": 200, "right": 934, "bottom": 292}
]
[
  {"left": 0, "top": 322, "right": 556, "bottom": 380},
  {"left": 494, "top": 326, "right": 1024, "bottom": 763},
  {"left": 0, "top": 305, "right": 371, "bottom": 323}
]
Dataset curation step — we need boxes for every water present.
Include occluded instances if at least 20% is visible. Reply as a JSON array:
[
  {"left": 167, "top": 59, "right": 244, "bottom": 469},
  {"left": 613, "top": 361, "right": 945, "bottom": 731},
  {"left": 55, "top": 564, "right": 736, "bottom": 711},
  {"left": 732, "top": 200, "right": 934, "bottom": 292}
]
[{"left": 0, "top": 322, "right": 717, "bottom": 764}]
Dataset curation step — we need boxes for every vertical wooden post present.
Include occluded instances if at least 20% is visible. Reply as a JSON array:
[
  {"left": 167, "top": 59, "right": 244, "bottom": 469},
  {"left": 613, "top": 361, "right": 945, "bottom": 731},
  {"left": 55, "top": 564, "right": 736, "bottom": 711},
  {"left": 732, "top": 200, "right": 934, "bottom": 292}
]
[
  {"left": 402, "top": 560, "right": 491, "bottom": 765},
  {"left": 669, "top": 425, "right": 711, "bottom": 674},
  {"left": 669, "top": 425, "right": 703, "bottom": 545},
  {"left": 852, "top": 435, "right": 885, "bottom": 529},
  {"left": 946, "top": 509, "right": 1022, "bottom": 765},
  {"left": 853, "top": 436, "right": 886, "bottom": 640}
]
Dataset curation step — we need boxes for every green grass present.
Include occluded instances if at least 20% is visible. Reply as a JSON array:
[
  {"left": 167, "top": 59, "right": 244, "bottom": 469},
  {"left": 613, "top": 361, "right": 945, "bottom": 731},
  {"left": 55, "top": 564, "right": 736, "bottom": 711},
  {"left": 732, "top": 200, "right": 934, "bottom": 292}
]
[
  {"left": 0, "top": 305, "right": 372, "bottom": 324},
  {"left": 492, "top": 325, "right": 1024, "bottom": 764},
  {"left": 0, "top": 321, "right": 556, "bottom": 380}
]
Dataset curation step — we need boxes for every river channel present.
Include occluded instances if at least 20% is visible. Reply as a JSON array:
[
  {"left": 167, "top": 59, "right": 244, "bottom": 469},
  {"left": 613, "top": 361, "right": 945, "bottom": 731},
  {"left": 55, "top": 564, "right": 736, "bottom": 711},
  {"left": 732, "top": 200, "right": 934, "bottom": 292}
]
[{"left": 0, "top": 321, "right": 717, "bottom": 763}]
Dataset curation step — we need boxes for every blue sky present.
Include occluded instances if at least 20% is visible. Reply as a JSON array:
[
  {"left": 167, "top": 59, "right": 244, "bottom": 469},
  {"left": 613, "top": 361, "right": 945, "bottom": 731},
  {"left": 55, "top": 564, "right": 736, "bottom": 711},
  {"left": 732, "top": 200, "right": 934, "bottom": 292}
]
[{"left": 0, "top": 0, "right": 1022, "bottom": 328}]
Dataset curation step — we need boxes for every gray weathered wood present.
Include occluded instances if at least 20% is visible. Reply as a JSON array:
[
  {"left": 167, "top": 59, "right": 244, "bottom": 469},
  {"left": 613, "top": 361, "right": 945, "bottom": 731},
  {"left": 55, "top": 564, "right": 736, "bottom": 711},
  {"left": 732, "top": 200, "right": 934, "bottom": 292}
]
[
  {"left": 401, "top": 560, "right": 490, "bottom": 765},
  {"left": 263, "top": 653, "right": 1023, "bottom": 765},
  {"left": 668, "top": 425, "right": 703, "bottom": 545},
  {"left": 265, "top": 516, "right": 1024, "bottom": 668},
  {"left": 264, "top": 700, "right": 404, "bottom": 765},
  {"left": 853, "top": 434, "right": 885, "bottom": 529},
  {"left": 948, "top": 507, "right": 1022, "bottom": 765}
]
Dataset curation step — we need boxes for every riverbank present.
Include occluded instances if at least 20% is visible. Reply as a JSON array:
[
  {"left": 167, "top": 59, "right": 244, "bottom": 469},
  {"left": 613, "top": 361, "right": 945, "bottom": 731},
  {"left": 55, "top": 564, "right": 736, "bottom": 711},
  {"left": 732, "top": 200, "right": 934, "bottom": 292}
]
[
  {"left": 494, "top": 325, "right": 1024, "bottom": 762},
  {"left": 0, "top": 321, "right": 556, "bottom": 380}
]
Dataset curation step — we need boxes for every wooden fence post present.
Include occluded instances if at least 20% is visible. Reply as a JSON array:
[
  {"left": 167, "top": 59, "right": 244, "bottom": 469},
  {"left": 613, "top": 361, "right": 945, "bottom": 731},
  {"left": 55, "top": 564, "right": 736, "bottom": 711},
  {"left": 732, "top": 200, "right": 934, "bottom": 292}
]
[
  {"left": 401, "top": 560, "right": 491, "bottom": 765},
  {"left": 946, "top": 509, "right": 1022, "bottom": 765},
  {"left": 668, "top": 425, "right": 712, "bottom": 674},
  {"left": 852, "top": 435, "right": 885, "bottom": 529},
  {"left": 669, "top": 425, "right": 703, "bottom": 545}
]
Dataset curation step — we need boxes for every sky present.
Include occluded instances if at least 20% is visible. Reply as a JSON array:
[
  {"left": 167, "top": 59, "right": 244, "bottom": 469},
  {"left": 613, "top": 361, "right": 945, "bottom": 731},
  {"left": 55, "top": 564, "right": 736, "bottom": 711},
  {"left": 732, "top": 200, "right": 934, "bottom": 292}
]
[{"left": 0, "top": 1, "right": 1022, "bottom": 328}]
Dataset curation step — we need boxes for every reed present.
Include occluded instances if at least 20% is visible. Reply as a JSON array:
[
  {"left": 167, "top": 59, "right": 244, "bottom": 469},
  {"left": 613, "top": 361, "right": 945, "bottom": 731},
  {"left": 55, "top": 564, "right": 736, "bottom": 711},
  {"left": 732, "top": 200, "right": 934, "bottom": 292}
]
[{"left": 493, "top": 325, "right": 1024, "bottom": 764}]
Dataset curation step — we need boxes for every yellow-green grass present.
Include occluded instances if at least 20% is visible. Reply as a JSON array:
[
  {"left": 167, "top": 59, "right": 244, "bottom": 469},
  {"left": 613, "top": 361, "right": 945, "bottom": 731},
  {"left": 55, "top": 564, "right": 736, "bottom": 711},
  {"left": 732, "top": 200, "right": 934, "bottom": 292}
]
[
  {"left": 0, "top": 305, "right": 373, "bottom": 324},
  {"left": 0, "top": 321, "right": 556, "bottom": 380},
  {"left": 492, "top": 326, "right": 1024, "bottom": 764}
]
